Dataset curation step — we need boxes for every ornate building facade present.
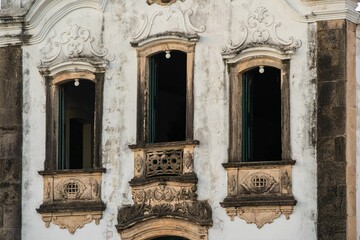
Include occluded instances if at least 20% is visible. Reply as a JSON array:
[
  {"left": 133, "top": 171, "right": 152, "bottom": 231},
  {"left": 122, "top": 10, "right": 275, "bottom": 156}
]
[{"left": 0, "top": 0, "right": 359, "bottom": 239}]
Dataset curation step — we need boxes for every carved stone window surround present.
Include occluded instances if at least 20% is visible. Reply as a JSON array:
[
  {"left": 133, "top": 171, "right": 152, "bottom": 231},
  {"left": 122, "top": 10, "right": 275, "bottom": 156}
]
[
  {"left": 220, "top": 161, "right": 296, "bottom": 228},
  {"left": 37, "top": 169, "right": 106, "bottom": 233},
  {"left": 221, "top": 6, "right": 302, "bottom": 226}
]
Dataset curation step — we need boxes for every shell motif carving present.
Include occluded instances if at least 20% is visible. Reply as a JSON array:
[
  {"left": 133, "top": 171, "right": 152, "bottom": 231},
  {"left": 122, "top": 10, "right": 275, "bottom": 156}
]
[
  {"left": 222, "top": 6, "right": 302, "bottom": 54},
  {"left": 241, "top": 172, "right": 277, "bottom": 194}
]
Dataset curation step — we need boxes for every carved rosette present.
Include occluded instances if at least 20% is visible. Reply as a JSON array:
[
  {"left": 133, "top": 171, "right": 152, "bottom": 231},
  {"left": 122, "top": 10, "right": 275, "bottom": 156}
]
[
  {"left": 37, "top": 169, "right": 106, "bottom": 234},
  {"left": 221, "top": 161, "right": 296, "bottom": 228}
]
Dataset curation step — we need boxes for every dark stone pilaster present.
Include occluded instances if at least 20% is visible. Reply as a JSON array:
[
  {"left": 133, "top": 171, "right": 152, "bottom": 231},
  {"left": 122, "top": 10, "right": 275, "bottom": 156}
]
[
  {"left": 0, "top": 46, "right": 22, "bottom": 240},
  {"left": 317, "top": 20, "right": 356, "bottom": 240}
]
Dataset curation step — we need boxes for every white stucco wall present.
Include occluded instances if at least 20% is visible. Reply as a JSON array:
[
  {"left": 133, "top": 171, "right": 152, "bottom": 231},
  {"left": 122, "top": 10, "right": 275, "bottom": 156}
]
[{"left": 21, "top": 0, "right": 318, "bottom": 239}]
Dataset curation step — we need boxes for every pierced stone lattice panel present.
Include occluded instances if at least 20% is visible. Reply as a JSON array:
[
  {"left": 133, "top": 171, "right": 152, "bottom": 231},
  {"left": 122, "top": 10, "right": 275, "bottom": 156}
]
[{"left": 146, "top": 149, "right": 183, "bottom": 177}]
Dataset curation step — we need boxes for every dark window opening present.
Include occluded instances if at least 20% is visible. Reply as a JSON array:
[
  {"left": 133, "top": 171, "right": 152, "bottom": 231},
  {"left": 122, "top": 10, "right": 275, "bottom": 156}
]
[
  {"left": 242, "top": 66, "right": 281, "bottom": 162},
  {"left": 151, "top": 237, "right": 188, "bottom": 240},
  {"left": 58, "top": 80, "right": 95, "bottom": 169},
  {"left": 148, "top": 50, "right": 187, "bottom": 143}
]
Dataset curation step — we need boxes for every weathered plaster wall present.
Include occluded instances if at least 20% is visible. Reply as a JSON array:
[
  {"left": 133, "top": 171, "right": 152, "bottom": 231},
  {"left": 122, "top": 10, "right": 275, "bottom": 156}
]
[
  {"left": 0, "top": 46, "right": 22, "bottom": 240},
  {"left": 21, "top": 0, "right": 317, "bottom": 239}
]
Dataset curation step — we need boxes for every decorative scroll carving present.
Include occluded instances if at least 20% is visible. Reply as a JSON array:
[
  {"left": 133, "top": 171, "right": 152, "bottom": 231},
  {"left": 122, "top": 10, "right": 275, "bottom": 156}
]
[
  {"left": 146, "top": 149, "right": 183, "bottom": 177},
  {"left": 132, "top": 6, "right": 206, "bottom": 40},
  {"left": 132, "top": 183, "right": 197, "bottom": 205},
  {"left": 135, "top": 154, "right": 144, "bottom": 174},
  {"left": 183, "top": 151, "right": 193, "bottom": 171},
  {"left": 117, "top": 200, "right": 212, "bottom": 230},
  {"left": 281, "top": 171, "right": 290, "bottom": 191},
  {"left": 39, "top": 24, "right": 114, "bottom": 66},
  {"left": 241, "top": 172, "right": 277, "bottom": 194},
  {"left": 226, "top": 205, "right": 294, "bottom": 229},
  {"left": 147, "top": 0, "right": 184, "bottom": 6},
  {"left": 222, "top": 6, "right": 302, "bottom": 54},
  {"left": 44, "top": 182, "right": 51, "bottom": 200},
  {"left": 229, "top": 175, "right": 236, "bottom": 193}
]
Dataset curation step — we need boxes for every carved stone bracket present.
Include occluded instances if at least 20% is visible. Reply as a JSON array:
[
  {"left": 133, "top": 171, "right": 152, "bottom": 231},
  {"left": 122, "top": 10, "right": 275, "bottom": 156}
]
[
  {"left": 147, "top": 0, "right": 185, "bottom": 6},
  {"left": 37, "top": 169, "right": 106, "bottom": 234},
  {"left": 41, "top": 211, "right": 103, "bottom": 234},
  {"left": 225, "top": 205, "right": 294, "bottom": 229},
  {"left": 221, "top": 161, "right": 296, "bottom": 228},
  {"left": 222, "top": 6, "right": 302, "bottom": 56}
]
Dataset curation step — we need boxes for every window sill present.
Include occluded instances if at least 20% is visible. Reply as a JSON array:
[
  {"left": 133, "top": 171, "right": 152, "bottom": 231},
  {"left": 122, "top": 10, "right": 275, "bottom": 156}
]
[
  {"left": 221, "top": 160, "right": 296, "bottom": 228},
  {"left": 37, "top": 169, "right": 106, "bottom": 234}
]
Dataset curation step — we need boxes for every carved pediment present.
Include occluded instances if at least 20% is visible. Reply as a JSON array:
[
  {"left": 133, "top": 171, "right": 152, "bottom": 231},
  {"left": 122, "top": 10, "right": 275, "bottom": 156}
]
[
  {"left": 131, "top": 6, "right": 205, "bottom": 41},
  {"left": 222, "top": 6, "right": 302, "bottom": 57},
  {"left": 38, "top": 24, "right": 114, "bottom": 70}
]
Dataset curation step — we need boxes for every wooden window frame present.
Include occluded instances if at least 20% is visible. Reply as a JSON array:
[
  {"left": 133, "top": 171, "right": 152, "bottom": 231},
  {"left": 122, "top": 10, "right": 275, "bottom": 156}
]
[
  {"left": 132, "top": 36, "right": 198, "bottom": 145},
  {"left": 44, "top": 70, "right": 105, "bottom": 170},
  {"left": 228, "top": 56, "right": 291, "bottom": 162}
]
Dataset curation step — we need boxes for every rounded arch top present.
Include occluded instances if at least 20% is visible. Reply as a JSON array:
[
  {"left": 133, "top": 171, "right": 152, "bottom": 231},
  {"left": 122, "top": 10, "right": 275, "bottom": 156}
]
[
  {"left": 119, "top": 218, "right": 208, "bottom": 240},
  {"left": 229, "top": 55, "right": 285, "bottom": 75},
  {"left": 131, "top": 32, "right": 199, "bottom": 57}
]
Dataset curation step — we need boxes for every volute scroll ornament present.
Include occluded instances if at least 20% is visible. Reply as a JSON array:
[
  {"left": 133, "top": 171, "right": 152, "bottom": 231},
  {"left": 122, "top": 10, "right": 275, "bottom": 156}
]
[{"left": 222, "top": 6, "right": 302, "bottom": 55}]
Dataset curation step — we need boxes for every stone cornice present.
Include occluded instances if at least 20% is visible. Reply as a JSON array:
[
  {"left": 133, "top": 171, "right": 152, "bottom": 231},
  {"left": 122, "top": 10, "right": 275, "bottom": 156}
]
[
  {"left": 279, "top": 0, "right": 360, "bottom": 23},
  {"left": 0, "top": 0, "right": 107, "bottom": 47}
]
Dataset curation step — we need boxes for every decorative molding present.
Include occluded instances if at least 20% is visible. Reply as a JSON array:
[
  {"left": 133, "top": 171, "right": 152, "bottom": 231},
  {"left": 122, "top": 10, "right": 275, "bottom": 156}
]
[
  {"left": 221, "top": 161, "right": 296, "bottom": 227},
  {"left": 222, "top": 6, "right": 302, "bottom": 55},
  {"left": 132, "top": 6, "right": 205, "bottom": 40},
  {"left": 39, "top": 24, "right": 114, "bottom": 67},
  {"left": 37, "top": 170, "right": 106, "bottom": 233},
  {"left": 226, "top": 205, "right": 294, "bottom": 228},
  {"left": 41, "top": 211, "right": 103, "bottom": 234},
  {"left": 132, "top": 182, "right": 197, "bottom": 205},
  {"left": 117, "top": 200, "right": 212, "bottom": 230},
  {"left": 130, "top": 141, "right": 198, "bottom": 179},
  {"left": 147, "top": 0, "right": 185, "bottom": 6},
  {"left": 241, "top": 172, "right": 277, "bottom": 194}
]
